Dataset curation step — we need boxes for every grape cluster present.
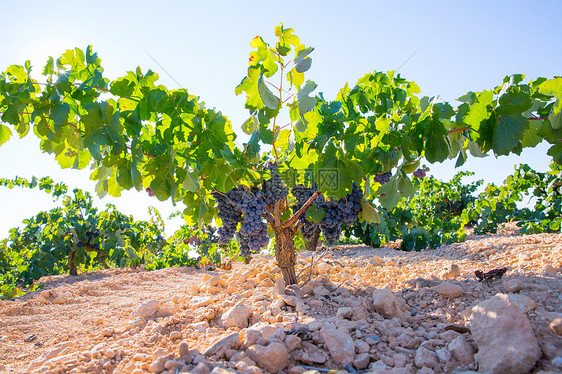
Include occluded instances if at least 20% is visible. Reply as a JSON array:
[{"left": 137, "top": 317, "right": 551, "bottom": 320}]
[
  {"left": 318, "top": 200, "right": 344, "bottom": 245},
  {"left": 340, "top": 182, "right": 363, "bottom": 223},
  {"left": 212, "top": 187, "right": 243, "bottom": 245},
  {"left": 238, "top": 188, "right": 269, "bottom": 252},
  {"left": 413, "top": 166, "right": 430, "bottom": 178},
  {"left": 263, "top": 164, "right": 288, "bottom": 207},
  {"left": 213, "top": 186, "right": 269, "bottom": 254},
  {"left": 374, "top": 171, "right": 392, "bottom": 185}
]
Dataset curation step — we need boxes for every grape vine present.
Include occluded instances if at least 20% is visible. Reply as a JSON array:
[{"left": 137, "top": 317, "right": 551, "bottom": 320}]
[{"left": 1, "top": 24, "right": 560, "bottom": 285}]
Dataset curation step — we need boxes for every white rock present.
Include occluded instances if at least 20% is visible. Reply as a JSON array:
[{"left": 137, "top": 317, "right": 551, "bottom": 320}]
[
  {"left": 415, "top": 347, "right": 438, "bottom": 368},
  {"left": 353, "top": 352, "right": 371, "bottom": 369},
  {"left": 508, "top": 293, "right": 536, "bottom": 314},
  {"left": 436, "top": 347, "right": 451, "bottom": 363},
  {"left": 272, "top": 279, "right": 286, "bottom": 299},
  {"left": 190, "top": 296, "right": 214, "bottom": 309},
  {"left": 132, "top": 300, "right": 161, "bottom": 319},
  {"left": 320, "top": 326, "right": 355, "bottom": 366},
  {"left": 432, "top": 282, "right": 464, "bottom": 298},
  {"left": 336, "top": 307, "right": 353, "bottom": 319},
  {"left": 502, "top": 278, "right": 523, "bottom": 293},
  {"left": 470, "top": 293, "right": 541, "bottom": 374},
  {"left": 203, "top": 332, "right": 240, "bottom": 357},
  {"left": 447, "top": 335, "right": 473, "bottom": 364},
  {"left": 246, "top": 342, "right": 288, "bottom": 373},
  {"left": 371, "top": 289, "right": 406, "bottom": 319},
  {"left": 440, "top": 264, "right": 461, "bottom": 279},
  {"left": 221, "top": 303, "right": 252, "bottom": 329}
]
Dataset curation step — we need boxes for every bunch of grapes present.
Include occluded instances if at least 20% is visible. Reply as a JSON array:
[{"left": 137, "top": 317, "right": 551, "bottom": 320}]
[
  {"left": 212, "top": 187, "right": 243, "bottom": 245},
  {"left": 340, "top": 182, "right": 363, "bottom": 223},
  {"left": 413, "top": 166, "right": 430, "bottom": 178},
  {"left": 262, "top": 163, "right": 288, "bottom": 207},
  {"left": 374, "top": 171, "right": 392, "bottom": 185},
  {"left": 238, "top": 188, "right": 269, "bottom": 252},
  {"left": 318, "top": 200, "right": 345, "bottom": 245}
]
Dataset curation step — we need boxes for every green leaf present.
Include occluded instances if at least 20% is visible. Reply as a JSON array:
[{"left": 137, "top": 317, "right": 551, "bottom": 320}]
[
  {"left": 492, "top": 115, "right": 528, "bottom": 156},
  {"left": 547, "top": 142, "right": 562, "bottom": 164},
  {"left": 235, "top": 66, "right": 264, "bottom": 111},
  {"left": 182, "top": 170, "right": 199, "bottom": 192},
  {"left": 496, "top": 90, "right": 532, "bottom": 116},
  {"left": 1, "top": 105, "right": 20, "bottom": 126},
  {"left": 359, "top": 199, "right": 380, "bottom": 224},
  {"left": 539, "top": 77, "right": 562, "bottom": 117},
  {"left": 52, "top": 103, "right": 70, "bottom": 126},
  {"left": 306, "top": 205, "right": 325, "bottom": 223},
  {"left": 0, "top": 124, "right": 12, "bottom": 146},
  {"left": 82, "top": 101, "right": 125, "bottom": 160},
  {"left": 424, "top": 118, "right": 450, "bottom": 163},
  {"left": 242, "top": 115, "right": 258, "bottom": 135},
  {"left": 294, "top": 47, "right": 314, "bottom": 73},
  {"left": 297, "top": 81, "right": 317, "bottom": 116},
  {"left": 42, "top": 56, "right": 54, "bottom": 76},
  {"left": 548, "top": 109, "right": 562, "bottom": 130},
  {"left": 314, "top": 141, "right": 363, "bottom": 198},
  {"left": 258, "top": 76, "right": 280, "bottom": 110}
]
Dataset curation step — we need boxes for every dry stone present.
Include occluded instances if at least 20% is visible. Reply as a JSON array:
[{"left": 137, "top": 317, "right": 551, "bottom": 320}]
[
  {"left": 132, "top": 299, "right": 161, "bottom": 319},
  {"left": 440, "top": 264, "right": 460, "bottom": 279},
  {"left": 508, "top": 294, "right": 536, "bottom": 313},
  {"left": 319, "top": 326, "right": 355, "bottom": 366},
  {"left": 415, "top": 346, "right": 438, "bottom": 368},
  {"left": 371, "top": 289, "right": 406, "bottom": 319},
  {"left": 502, "top": 278, "right": 523, "bottom": 293},
  {"left": 432, "top": 282, "right": 464, "bottom": 298},
  {"left": 203, "top": 333, "right": 240, "bottom": 357},
  {"left": 447, "top": 335, "right": 473, "bottom": 364},
  {"left": 470, "top": 293, "right": 541, "bottom": 374},
  {"left": 221, "top": 303, "right": 252, "bottom": 329},
  {"left": 246, "top": 342, "right": 288, "bottom": 373}
]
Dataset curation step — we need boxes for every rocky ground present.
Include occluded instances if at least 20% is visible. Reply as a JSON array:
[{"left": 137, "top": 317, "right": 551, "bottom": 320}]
[{"left": 0, "top": 224, "right": 561, "bottom": 374}]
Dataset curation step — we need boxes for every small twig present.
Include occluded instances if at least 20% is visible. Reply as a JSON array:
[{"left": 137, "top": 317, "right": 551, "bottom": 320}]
[{"left": 298, "top": 249, "right": 332, "bottom": 287}]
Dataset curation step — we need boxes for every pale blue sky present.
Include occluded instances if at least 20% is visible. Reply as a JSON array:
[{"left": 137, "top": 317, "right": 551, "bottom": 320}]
[{"left": 1, "top": 0, "right": 560, "bottom": 238}]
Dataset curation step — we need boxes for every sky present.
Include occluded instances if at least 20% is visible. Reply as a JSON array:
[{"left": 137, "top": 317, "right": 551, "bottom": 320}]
[{"left": 0, "top": 0, "right": 560, "bottom": 239}]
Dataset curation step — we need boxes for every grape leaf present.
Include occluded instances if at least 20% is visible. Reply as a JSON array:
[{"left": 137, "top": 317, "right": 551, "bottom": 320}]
[
  {"left": 492, "top": 115, "right": 528, "bottom": 156},
  {"left": 359, "top": 199, "right": 380, "bottom": 224},
  {"left": 0, "top": 124, "right": 12, "bottom": 146},
  {"left": 306, "top": 205, "right": 325, "bottom": 223},
  {"left": 424, "top": 118, "right": 450, "bottom": 163},
  {"left": 297, "top": 81, "right": 317, "bottom": 116},
  {"left": 258, "top": 76, "right": 280, "bottom": 110}
]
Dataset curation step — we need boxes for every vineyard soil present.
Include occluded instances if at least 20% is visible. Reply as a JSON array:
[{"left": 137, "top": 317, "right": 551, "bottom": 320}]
[{"left": 1, "top": 224, "right": 561, "bottom": 374}]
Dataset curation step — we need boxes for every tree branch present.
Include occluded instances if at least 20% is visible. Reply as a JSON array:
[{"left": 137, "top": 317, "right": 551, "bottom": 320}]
[{"left": 283, "top": 191, "right": 321, "bottom": 229}]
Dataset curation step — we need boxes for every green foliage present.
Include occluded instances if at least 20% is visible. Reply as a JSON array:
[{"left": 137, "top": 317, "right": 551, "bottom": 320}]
[
  {"left": 463, "top": 162, "right": 562, "bottom": 234},
  {"left": 0, "top": 26, "right": 559, "bottom": 228},
  {"left": 0, "top": 177, "right": 167, "bottom": 298},
  {"left": 345, "top": 163, "right": 561, "bottom": 251},
  {"left": 344, "top": 171, "right": 480, "bottom": 251}
]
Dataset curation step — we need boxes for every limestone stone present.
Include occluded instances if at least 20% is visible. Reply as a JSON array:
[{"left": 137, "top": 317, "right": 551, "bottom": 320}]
[
  {"left": 132, "top": 299, "right": 161, "bottom": 319},
  {"left": 502, "top": 278, "right": 524, "bottom": 293},
  {"left": 246, "top": 342, "right": 288, "bottom": 373},
  {"left": 415, "top": 347, "right": 438, "bottom": 368},
  {"left": 203, "top": 333, "right": 240, "bottom": 357},
  {"left": 353, "top": 352, "right": 371, "bottom": 369},
  {"left": 371, "top": 289, "right": 406, "bottom": 319},
  {"left": 319, "top": 326, "right": 355, "bottom": 366},
  {"left": 221, "top": 303, "right": 252, "bottom": 329},
  {"left": 470, "top": 293, "right": 541, "bottom": 374},
  {"left": 432, "top": 282, "right": 464, "bottom": 298},
  {"left": 550, "top": 318, "right": 562, "bottom": 336},
  {"left": 447, "top": 335, "right": 473, "bottom": 364}
]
